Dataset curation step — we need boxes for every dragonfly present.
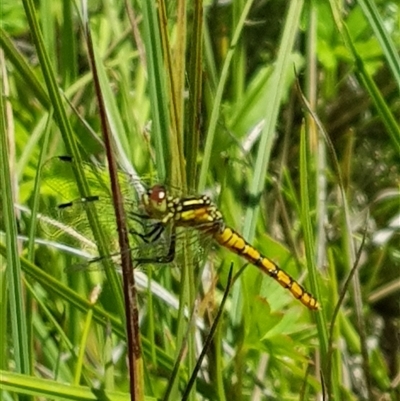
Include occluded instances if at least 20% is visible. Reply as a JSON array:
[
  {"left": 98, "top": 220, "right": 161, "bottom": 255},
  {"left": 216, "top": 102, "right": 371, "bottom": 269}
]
[
  {"left": 139, "top": 184, "right": 319, "bottom": 310},
  {"left": 41, "top": 156, "right": 319, "bottom": 310},
  {"left": 40, "top": 156, "right": 203, "bottom": 266}
]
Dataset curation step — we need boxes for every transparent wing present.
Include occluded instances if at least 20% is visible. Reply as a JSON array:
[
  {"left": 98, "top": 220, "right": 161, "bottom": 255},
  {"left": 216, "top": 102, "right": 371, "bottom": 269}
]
[
  {"left": 39, "top": 156, "right": 144, "bottom": 256},
  {"left": 39, "top": 156, "right": 211, "bottom": 272},
  {"left": 41, "top": 156, "right": 144, "bottom": 205}
]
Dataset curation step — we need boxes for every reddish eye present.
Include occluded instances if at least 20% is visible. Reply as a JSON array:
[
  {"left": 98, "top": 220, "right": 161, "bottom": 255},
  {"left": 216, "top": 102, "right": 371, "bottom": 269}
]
[{"left": 149, "top": 184, "right": 166, "bottom": 204}]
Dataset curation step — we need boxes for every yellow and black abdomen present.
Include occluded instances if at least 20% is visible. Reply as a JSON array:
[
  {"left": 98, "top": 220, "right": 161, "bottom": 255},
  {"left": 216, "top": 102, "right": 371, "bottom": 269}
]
[{"left": 214, "top": 226, "right": 319, "bottom": 310}]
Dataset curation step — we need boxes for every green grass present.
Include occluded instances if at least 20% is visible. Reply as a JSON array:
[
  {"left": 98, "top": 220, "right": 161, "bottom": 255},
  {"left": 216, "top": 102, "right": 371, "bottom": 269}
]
[{"left": 1, "top": 1, "right": 399, "bottom": 400}]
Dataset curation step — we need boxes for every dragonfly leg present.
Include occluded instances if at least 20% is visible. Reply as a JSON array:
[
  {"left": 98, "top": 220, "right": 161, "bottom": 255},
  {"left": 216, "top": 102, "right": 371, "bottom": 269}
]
[
  {"left": 128, "top": 210, "right": 152, "bottom": 221},
  {"left": 130, "top": 222, "right": 164, "bottom": 243},
  {"left": 135, "top": 226, "right": 176, "bottom": 265}
]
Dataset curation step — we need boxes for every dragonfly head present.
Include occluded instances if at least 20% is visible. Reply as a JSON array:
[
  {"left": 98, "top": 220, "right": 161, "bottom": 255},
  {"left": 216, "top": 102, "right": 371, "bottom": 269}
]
[{"left": 142, "top": 184, "right": 168, "bottom": 217}]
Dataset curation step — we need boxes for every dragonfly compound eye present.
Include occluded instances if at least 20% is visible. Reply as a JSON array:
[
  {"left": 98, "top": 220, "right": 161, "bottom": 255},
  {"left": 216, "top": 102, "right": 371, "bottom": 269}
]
[{"left": 144, "top": 184, "right": 168, "bottom": 215}]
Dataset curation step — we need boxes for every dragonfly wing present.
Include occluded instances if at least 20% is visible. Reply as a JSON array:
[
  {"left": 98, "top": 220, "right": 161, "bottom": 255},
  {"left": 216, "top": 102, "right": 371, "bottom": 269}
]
[
  {"left": 40, "top": 157, "right": 211, "bottom": 273},
  {"left": 40, "top": 157, "right": 145, "bottom": 260},
  {"left": 41, "top": 156, "right": 142, "bottom": 204}
]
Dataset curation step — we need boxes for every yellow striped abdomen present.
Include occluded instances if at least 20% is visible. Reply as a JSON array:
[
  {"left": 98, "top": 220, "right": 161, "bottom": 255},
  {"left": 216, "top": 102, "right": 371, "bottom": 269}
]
[{"left": 213, "top": 226, "right": 319, "bottom": 310}]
